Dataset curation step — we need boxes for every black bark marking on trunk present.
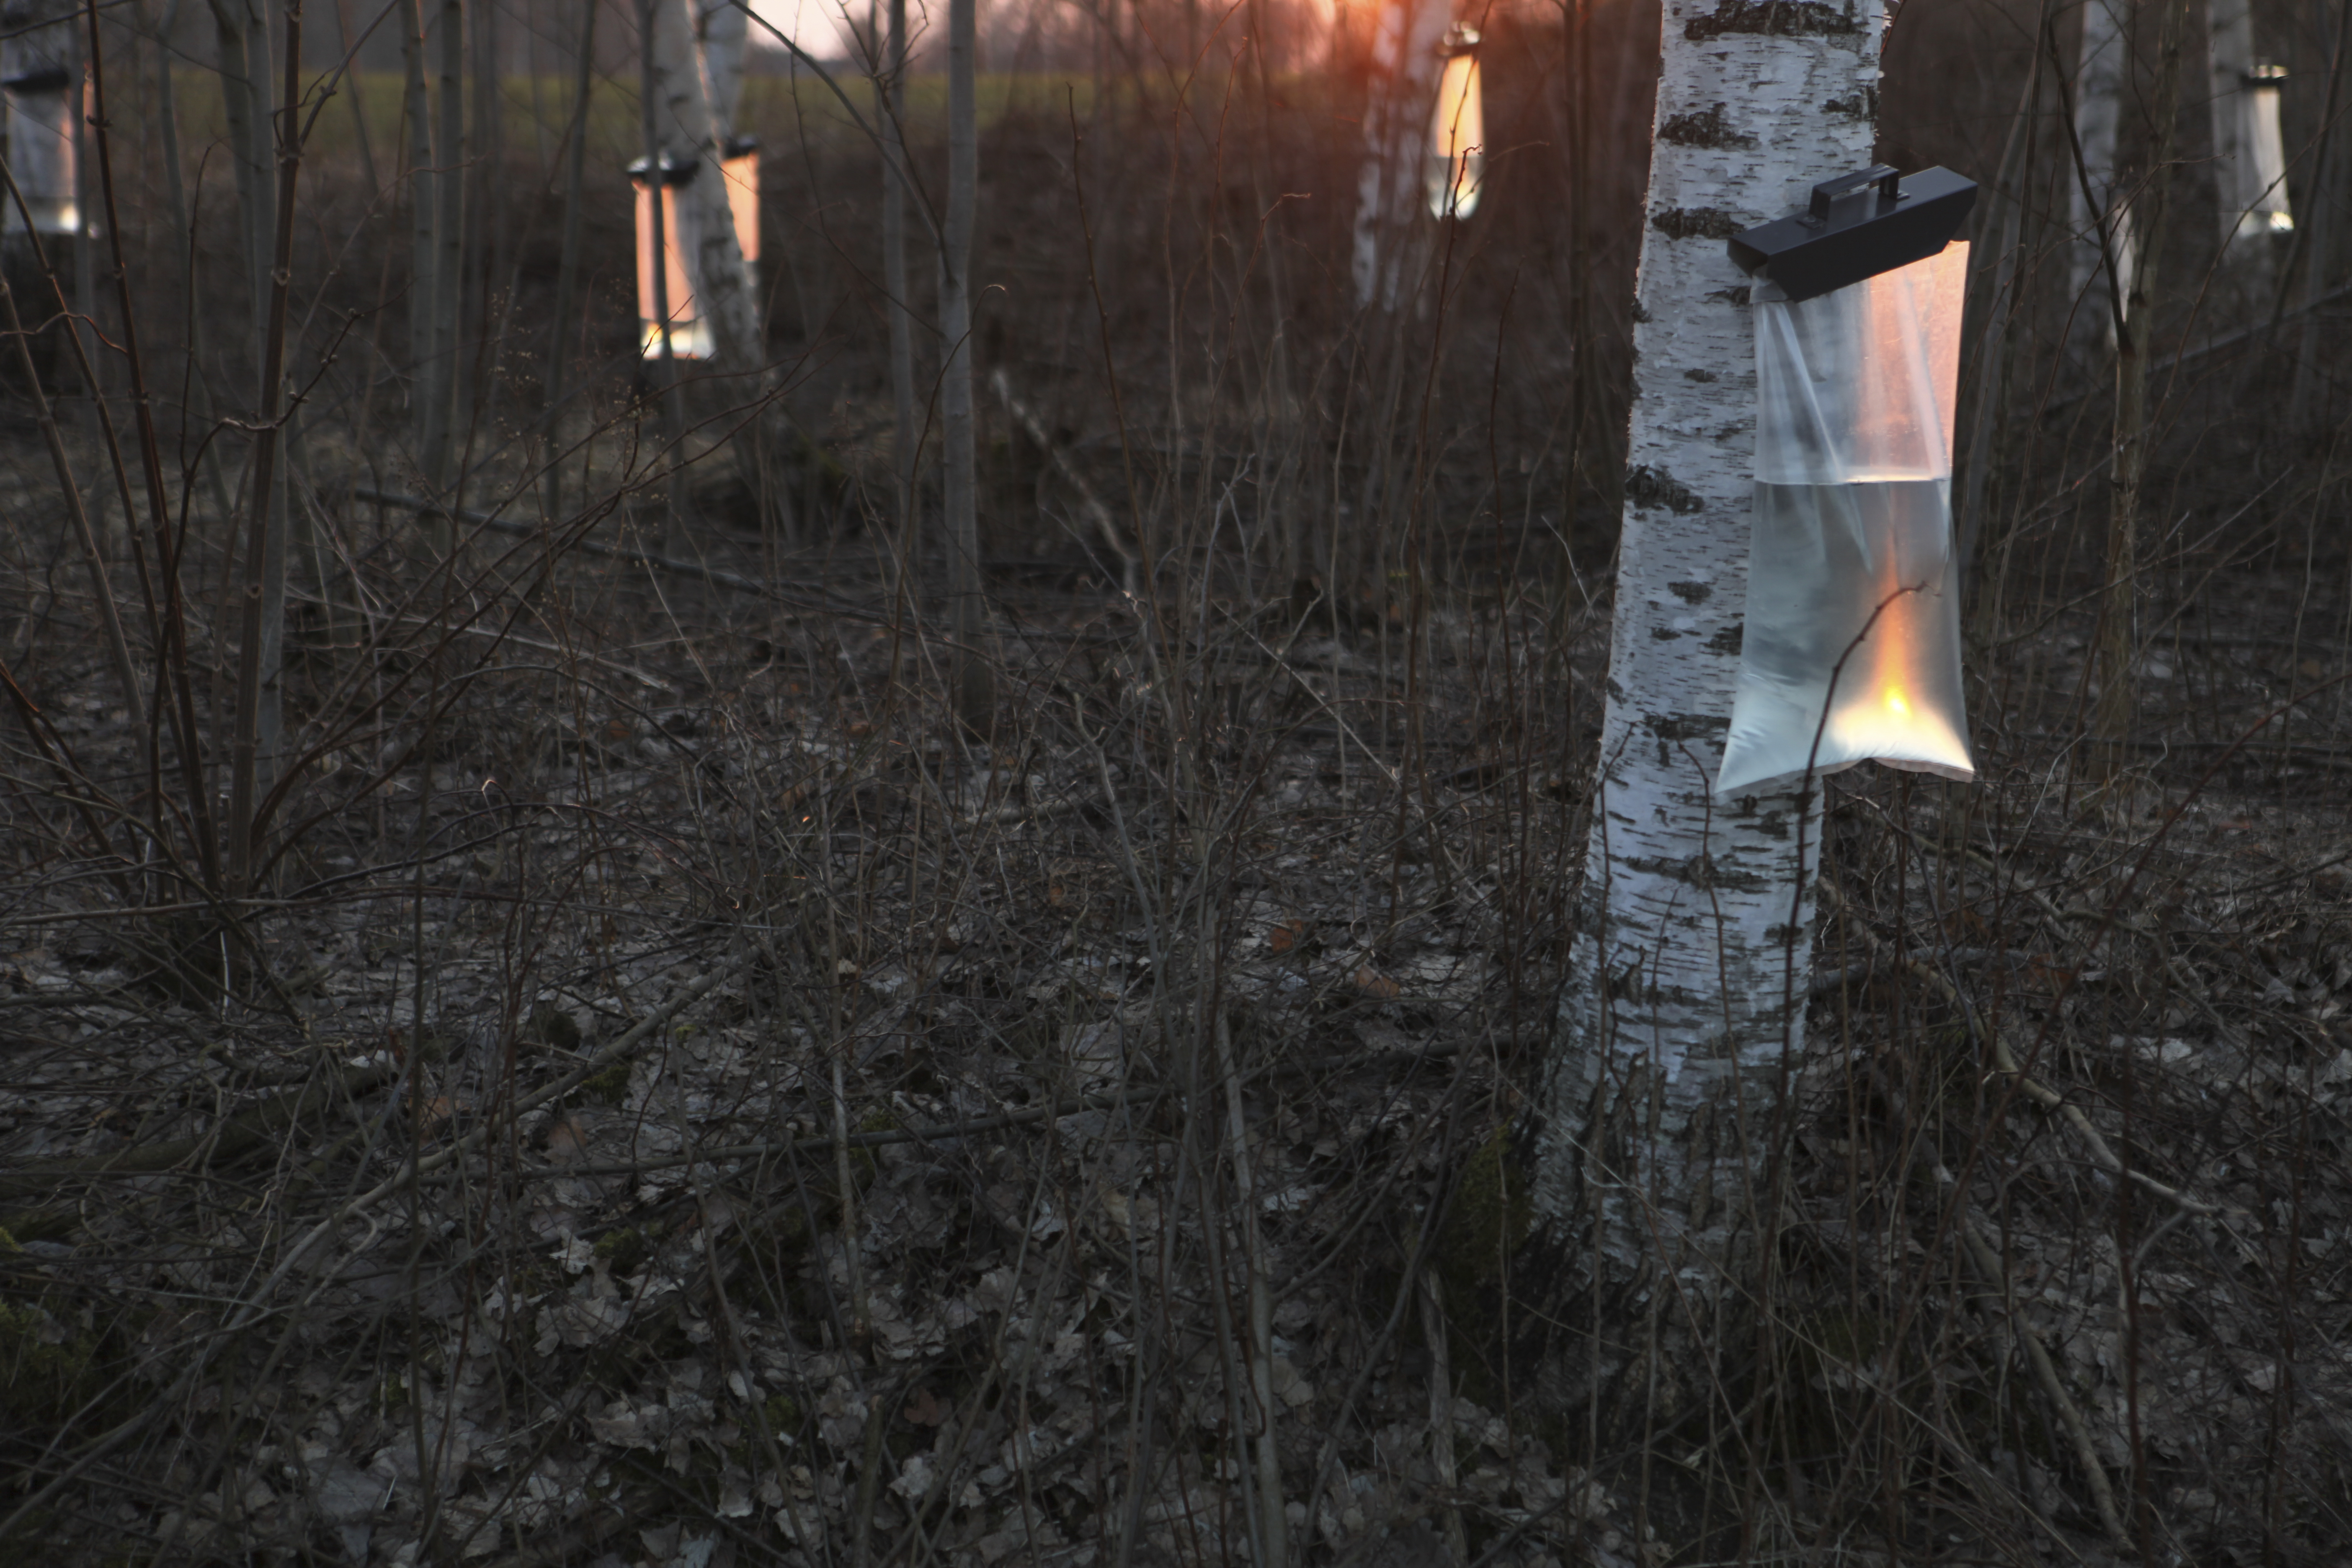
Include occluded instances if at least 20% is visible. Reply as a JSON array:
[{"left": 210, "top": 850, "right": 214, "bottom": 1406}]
[
  {"left": 1625, "top": 464, "right": 1704, "bottom": 512},
  {"left": 1651, "top": 206, "right": 1743, "bottom": 240},
  {"left": 1644, "top": 712, "right": 1732, "bottom": 741},
  {"left": 1685, "top": 0, "right": 1863, "bottom": 41},
  {"left": 1658, "top": 103, "right": 1757, "bottom": 148}
]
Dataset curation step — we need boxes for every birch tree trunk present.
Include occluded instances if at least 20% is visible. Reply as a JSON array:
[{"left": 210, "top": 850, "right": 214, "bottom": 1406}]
[
  {"left": 2094, "top": 0, "right": 2191, "bottom": 771},
  {"left": 206, "top": 0, "right": 289, "bottom": 796},
  {"left": 879, "top": 0, "right": 918, "bottom": 592},
  {"left": 399, "top": 0, "right": 438, "bottom": 481},
  {"left": 541, "top": 0, "right": 596, "bottom": 520},
  {"left": 205, "top": 0, "right": 272, "bottom": 330},
  {"left": 2207, "top": 0, "right": 2258, "bottom": 245},
  {"left": 1350, "top": 0, "right": 1448, "bottom": 309},
  {"left": 647, "top": 0, "right": 756, "bottom": 370},
  {"left": 2201, "top": 0, "right": 2277, "bottom": 261},
  {"left": 225, "top": 0, "right": 302, "bottom": 893},
  {"left": 942, "top": 0, "right": 992, "bottom": 731},
  {"left": 2289, "top": 6, "right": 2349, "bottom": 430},
  {"left": 424, "top": 0, "right": 464, "bottom": 494},
  {"left": 2069, "top": 0, "right": 2132, "bottom": 343},
  {"left": 1523, "top": 0, "right": 1883, "bottom": 1429}
]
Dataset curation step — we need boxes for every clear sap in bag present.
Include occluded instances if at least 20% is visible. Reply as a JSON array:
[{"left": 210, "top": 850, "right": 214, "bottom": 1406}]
[{"left": 1717, "top": 245, "right": 1974, "bottom": 797}]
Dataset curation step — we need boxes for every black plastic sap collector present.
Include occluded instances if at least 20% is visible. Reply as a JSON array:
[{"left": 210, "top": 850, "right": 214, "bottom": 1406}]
[{"left": 1727, "top": 165, "right": 1976, "bottom": 304}]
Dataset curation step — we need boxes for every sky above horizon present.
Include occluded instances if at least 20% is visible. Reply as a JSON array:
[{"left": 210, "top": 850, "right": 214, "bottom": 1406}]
[{"left": 746, "top": 0, "right": 864, "bottom": 60}]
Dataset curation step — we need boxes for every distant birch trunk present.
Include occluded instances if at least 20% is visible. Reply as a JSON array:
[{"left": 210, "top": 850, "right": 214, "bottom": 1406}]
[
  {"left": 225, "top": 0, "right": 302, "bottom": 892},
  {"left": 638, "top": 0, "right": 694, "bottom": 551},
  {"left": 1350, "top": 0, "right": 1447, "bottom": 309},
  {"left": 942, "top": 0, "right": 991, "bottom": 731},
  {"left": 1523, "top": 0, "right": 1882, "bottom": 1425},
  {"left": 2201, "top": 0, "right": 2277, "bottom": 267},
  {"left": 2205, "top": 0, "right": 2264, "bottom": 252},
  {"left": 399, "top": 0, "right": 438, "bottom": 483},
  {"left": 206, "top": 0, "right": 290, "bottom": 793},
  {"left": 647, "top": 0, "right": 756, "bottom": 368},
  {"left": 467, "top": 0, "right": 501, "bottom": 436},
  {"left": 2094, "top": 0, "right": 2191, "bottom": 771},
  {"left": 880, "top": 0, "right": 918, "bottom": 591},
  {"left": 2289, "top": 7, "right": 2349, "bottom": 430},
  {"left": 2069, "top": 0, "right": 2132, "bottom": 344},
  {"left": 205, "top": 0, "right": 272, "bottom": 328},
  {"left": 542, "top": 0, "right": 596, "bottom": 520},
  {"left": 1956, "top": 52, "right": 2045, "bottom": 588},
  {"left": 424, "top": 0, "right": 464, "bottom": 497}
]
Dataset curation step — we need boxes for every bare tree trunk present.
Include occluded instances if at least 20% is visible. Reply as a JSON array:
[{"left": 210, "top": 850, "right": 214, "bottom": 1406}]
[
  {"left": 542, "top": 0, "right": 596, "bottom": 521},
  {"left": 1957, "top": 39, "right": 2048, "bottom": 586},
  {"left": 2288, "top": 0, "right": 2349, "bottom": 431},
  {"left": 639, "top": 0, "right": 692, "bottom": 551},
  {"left": 139, "top": 0, "right": 240, "bottom": 532},
  {"left": 2069, "top": 0, "right": 2132, "bottom": 346},
  {"left": 1350, "top": 0, "right": 1447, "bottom": 310},
  {"left": 204, "top": 0, "right": 290, "bottom": 787},
  {"left": 225, "top": 0, "right": 303, "bottom": 894},
  {"left": 2094, "top": 0, "right": 2192, "bottom": 774},
  {"left": 205, "top": 0, "right": 272, "bottom": 330},
  {"left": 646, "top": 0, "right": 756, "bottom": 368},
  {"left": 423, "top": 0, "right": 464, "bottom": 501},
  {"left": 644, "top": 0, "right": 769, "bottom": 549},
  {"left": 2209, "top": 0, "right": 2256, "bottom": 240},
  {"left": 1524, "top": 0, "right": 1883, "bottom": 1435},
  {"left": 880, "top": 0, "right": 918, "bottom": 593},
  {"left": 400, "top": 0, "right": 437, "bottom": 484},
  {"left": 2205, "top": 0, "right": 2290, "bottom": 311},
  {"left": 942, "top": 0, "right": 990, "bottom": 732},
  {"left": 465, "top": 0, "right": 502, "bottom": 452}
]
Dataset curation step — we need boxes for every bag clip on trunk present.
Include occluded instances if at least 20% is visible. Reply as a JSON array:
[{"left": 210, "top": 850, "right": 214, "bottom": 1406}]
[{"left": 1716, "top": 165, "right": 1978, "bottom": 798}]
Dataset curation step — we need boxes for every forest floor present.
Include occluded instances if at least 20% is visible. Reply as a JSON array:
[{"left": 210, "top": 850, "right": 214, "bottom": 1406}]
[{"left": 2, "top": 454, "right": 2350, "bottom": 1568}]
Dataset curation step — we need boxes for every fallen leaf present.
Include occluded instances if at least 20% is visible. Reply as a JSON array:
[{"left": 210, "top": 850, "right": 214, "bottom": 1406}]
[
  {"left": 544, "top": 1116, "right": 591, "bottom": 1160},
  {"left": 903, "top": 1386, "right": 946, "bottom": 1426},
  {"left": 1268, "top": 919, "right": 1309, "bottom": 955},
  {"left": 1353, "top": 966, "right": 1400, "bottom": 1000}
]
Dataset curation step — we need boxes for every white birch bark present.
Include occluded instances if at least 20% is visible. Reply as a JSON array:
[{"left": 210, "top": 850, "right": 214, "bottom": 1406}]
[
  {"left": 2207, "top": 0, "right": 2288, "bottom": 248},
  {"left": 699, "top": 0, "right": 747, "bottom": 132},
  {"left": 2069, "top": 0, "right": 2132, "bottom": 327},
  {"left": 1350, "top": 0, "right": 1448, "bottom": 308},
  {"left": 1524, "top": 0, "right": 1882, "bottom": 1418},
  {"left": 648, "top": 0, "right": 757, "bottom": 371},
  {"left": 2207, "top": 0, "right": 2254, "bottom": 243},
  {"left": 879, "top": 0, "right": 918, "bottom": 578}
]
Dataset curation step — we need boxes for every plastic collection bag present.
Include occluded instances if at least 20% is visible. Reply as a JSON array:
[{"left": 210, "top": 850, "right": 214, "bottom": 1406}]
[
  {"left": 1716, "top": 243, "right": 1974, "bottom": 798},
  {"left": 1, "top": 68, "right": 80, "bottom": 236},
  {"left": 1425, "top": 44, "right": 1484, "bottom": 220}
]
